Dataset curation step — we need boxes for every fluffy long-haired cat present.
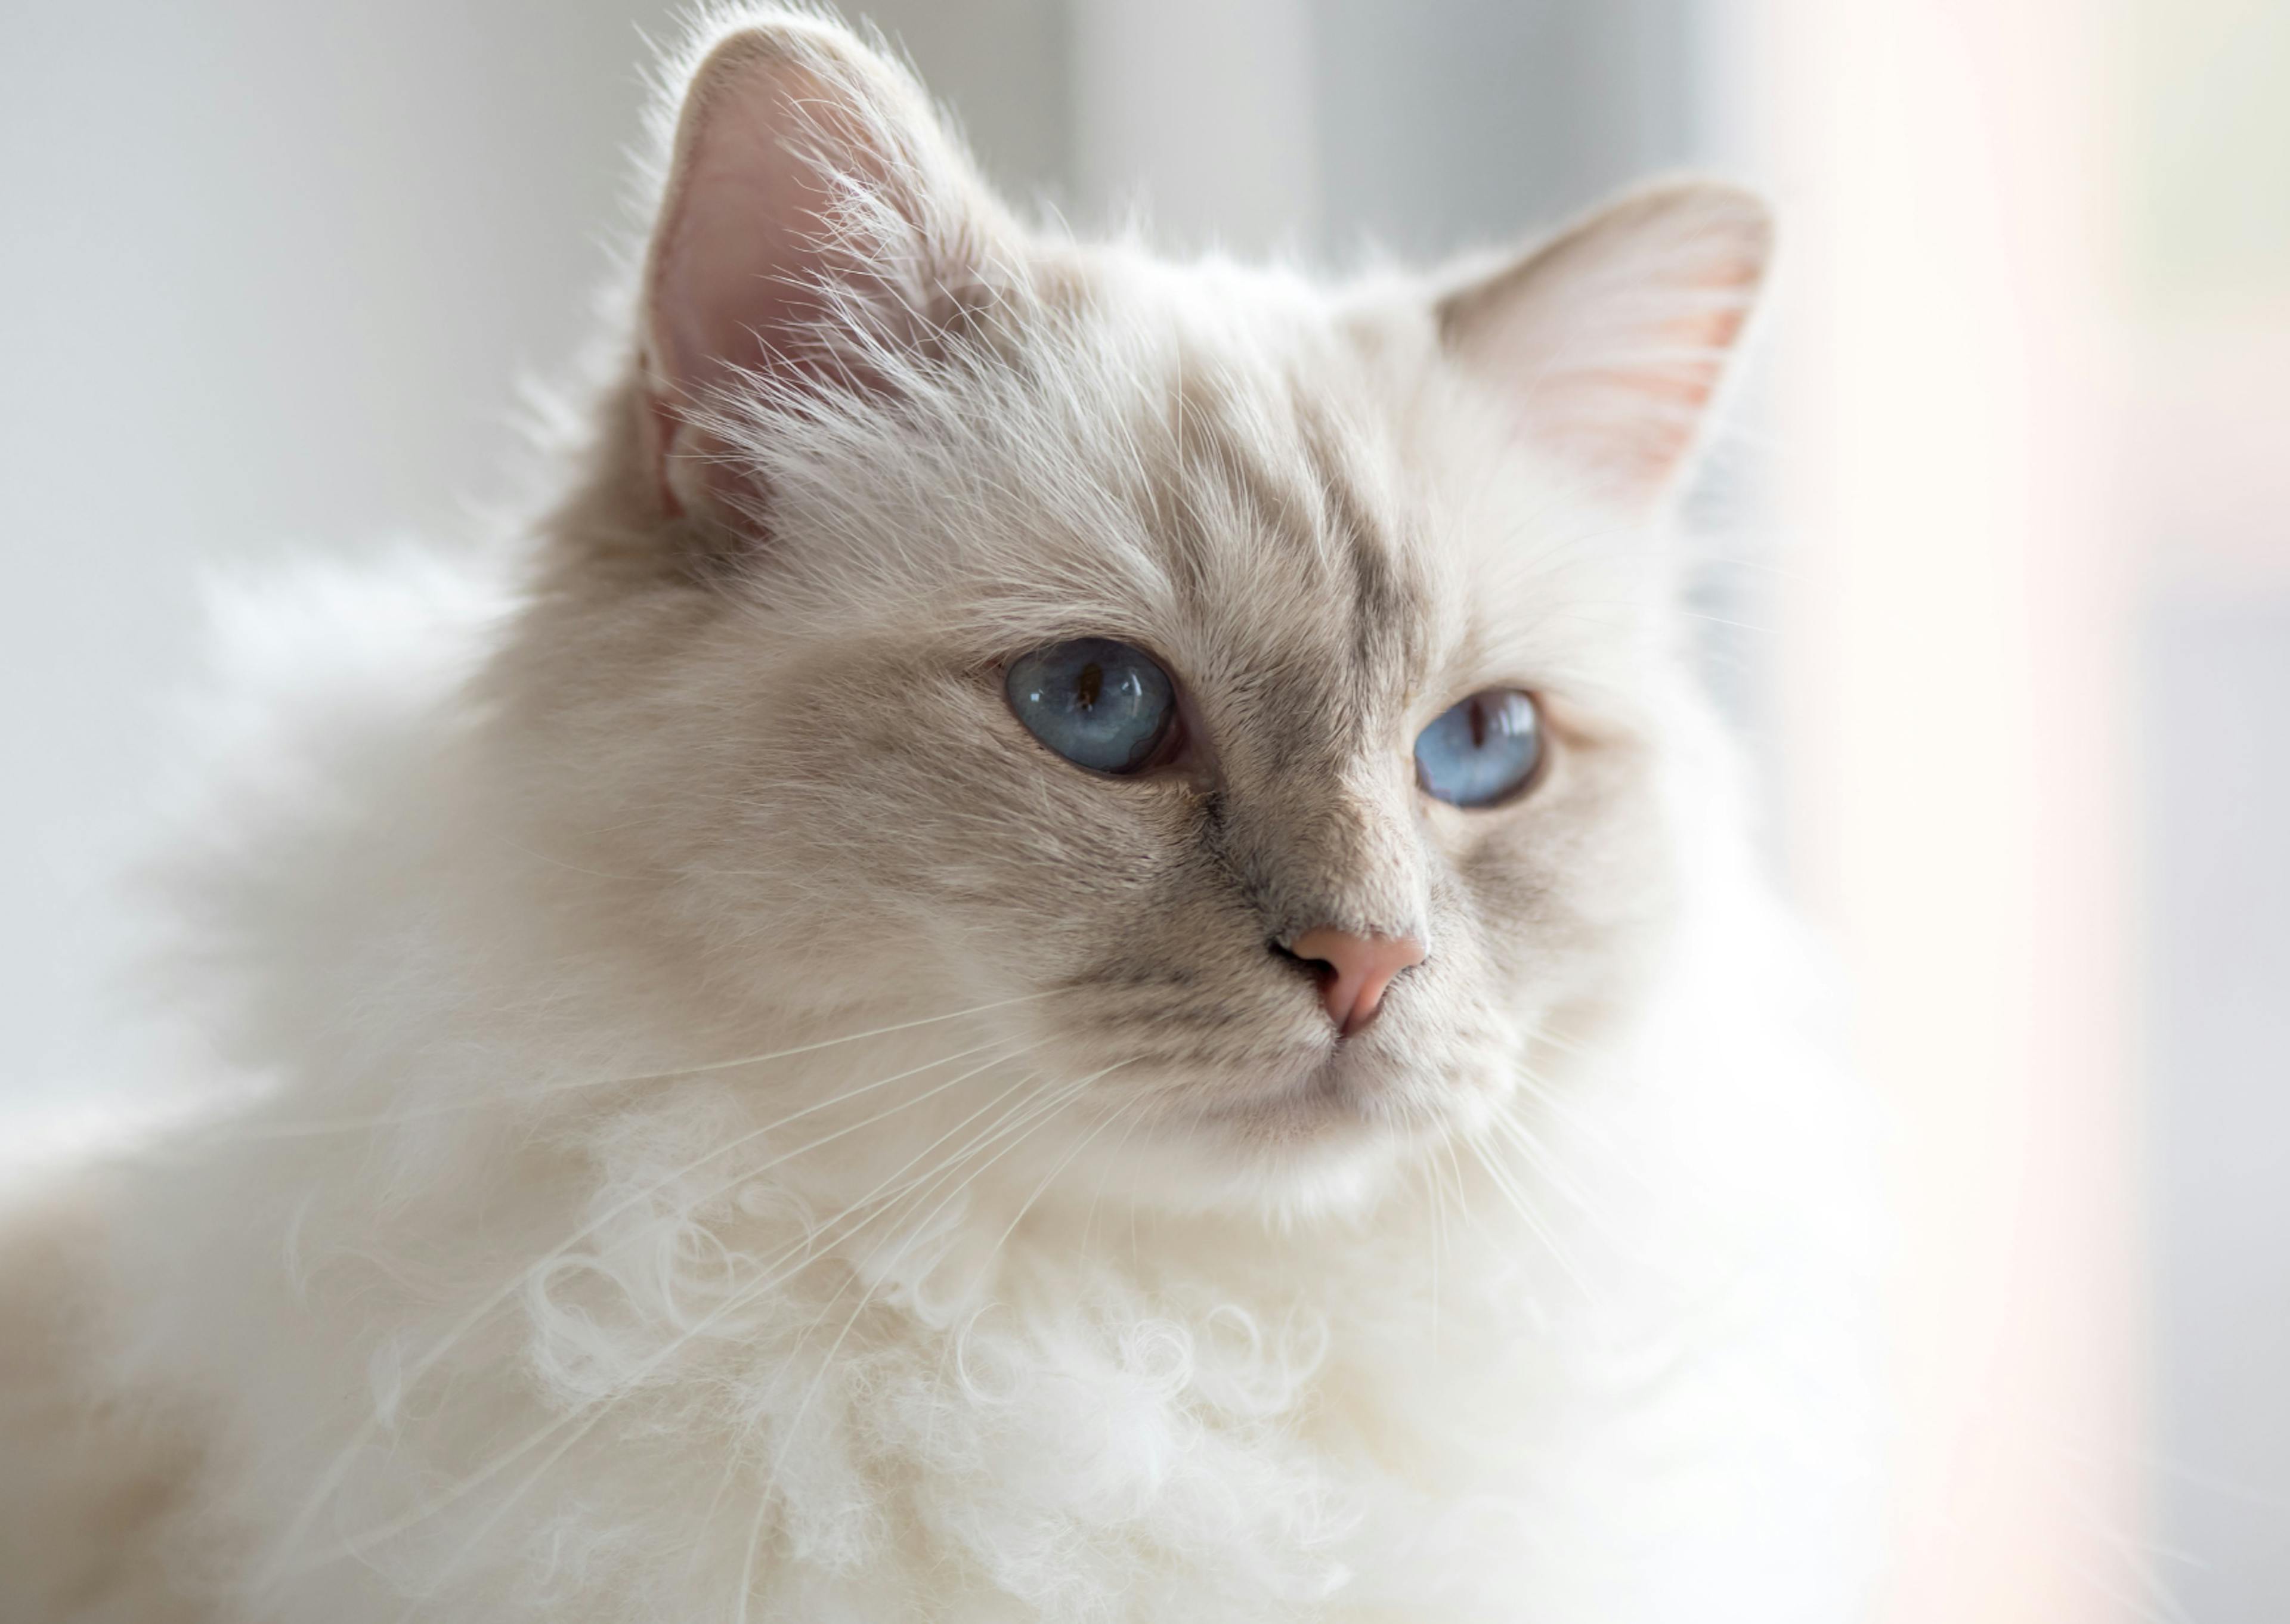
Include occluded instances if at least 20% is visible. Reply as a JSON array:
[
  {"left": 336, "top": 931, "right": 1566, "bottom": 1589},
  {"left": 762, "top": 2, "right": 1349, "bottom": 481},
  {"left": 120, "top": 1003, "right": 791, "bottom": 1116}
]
[{"left": 0, "top": 9, "right": 1881, "bottom": 1621}]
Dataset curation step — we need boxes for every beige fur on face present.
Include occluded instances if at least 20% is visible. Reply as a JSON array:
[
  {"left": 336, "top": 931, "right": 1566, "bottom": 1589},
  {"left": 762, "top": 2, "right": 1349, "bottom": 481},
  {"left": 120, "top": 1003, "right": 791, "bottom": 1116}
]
[{"left": 494, "top": 18, "right": 1763, "bottom": 1211}]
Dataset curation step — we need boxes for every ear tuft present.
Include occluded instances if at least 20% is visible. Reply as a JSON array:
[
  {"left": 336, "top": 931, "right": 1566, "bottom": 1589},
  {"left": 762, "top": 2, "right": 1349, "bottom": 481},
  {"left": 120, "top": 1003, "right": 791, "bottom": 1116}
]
[
  {"left": 1437, "top": 179, "right": 1774, "bottom": 509},
  {"left": 639, "top": 13, "right": 1012, "bottom": 522}
]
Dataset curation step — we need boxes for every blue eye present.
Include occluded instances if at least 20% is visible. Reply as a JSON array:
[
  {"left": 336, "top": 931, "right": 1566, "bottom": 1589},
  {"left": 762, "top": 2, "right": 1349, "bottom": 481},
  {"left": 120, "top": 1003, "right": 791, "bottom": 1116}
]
[
  {"left": 1005, "top": 639, "right": 1178, "bottom": 774},
  {"left": 1414, "top": 689, "right": 1544, "bottom": 807}
]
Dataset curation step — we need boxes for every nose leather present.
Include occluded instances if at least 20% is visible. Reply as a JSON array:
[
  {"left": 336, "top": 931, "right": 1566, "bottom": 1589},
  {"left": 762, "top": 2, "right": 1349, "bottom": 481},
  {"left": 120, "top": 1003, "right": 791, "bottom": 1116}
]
[{"left": 1286, "top": 927, "right": 1427, "bottom": 1036}]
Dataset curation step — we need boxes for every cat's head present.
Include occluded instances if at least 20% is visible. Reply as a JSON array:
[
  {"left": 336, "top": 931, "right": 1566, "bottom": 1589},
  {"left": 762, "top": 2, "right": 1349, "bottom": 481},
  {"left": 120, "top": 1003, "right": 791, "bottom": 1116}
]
[{"left": 496, "top": 11, "right": 1769, "bottom": 1212}]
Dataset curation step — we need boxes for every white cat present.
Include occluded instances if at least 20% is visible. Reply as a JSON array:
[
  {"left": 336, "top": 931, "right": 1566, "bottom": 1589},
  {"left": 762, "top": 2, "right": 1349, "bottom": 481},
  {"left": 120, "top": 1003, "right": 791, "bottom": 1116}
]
[{"left": 0, "top": 10, "right": 1881, "bottom": 1621}]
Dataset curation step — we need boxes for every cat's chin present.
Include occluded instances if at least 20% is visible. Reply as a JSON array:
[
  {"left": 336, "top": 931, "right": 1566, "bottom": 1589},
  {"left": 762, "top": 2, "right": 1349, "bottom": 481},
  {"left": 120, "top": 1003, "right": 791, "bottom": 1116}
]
[{"left": 1064, "top": 1039, "right": 1517, "bottom": 1219}]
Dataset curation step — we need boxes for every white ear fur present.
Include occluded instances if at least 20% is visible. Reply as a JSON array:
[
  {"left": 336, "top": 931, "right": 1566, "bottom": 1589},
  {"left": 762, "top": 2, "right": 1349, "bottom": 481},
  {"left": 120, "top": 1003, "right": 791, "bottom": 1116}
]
[
  {"left": 1436, "top": 180, "right": 1774, "bottom": 510},
  {"left": 640, "top": 16, "right": 1011, "bottom": 519}
]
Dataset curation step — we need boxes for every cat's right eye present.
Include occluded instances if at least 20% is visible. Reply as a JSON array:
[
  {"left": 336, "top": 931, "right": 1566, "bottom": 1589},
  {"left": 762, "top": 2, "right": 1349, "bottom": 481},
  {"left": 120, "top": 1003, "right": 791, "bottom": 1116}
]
[{"left": 1005, "top": 639, "right": 1179, "bottom": 775}]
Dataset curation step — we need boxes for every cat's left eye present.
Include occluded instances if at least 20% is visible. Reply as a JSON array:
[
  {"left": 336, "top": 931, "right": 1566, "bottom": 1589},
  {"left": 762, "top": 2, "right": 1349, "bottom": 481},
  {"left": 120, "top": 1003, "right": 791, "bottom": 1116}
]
[
  {"left": 1005, "top": 639, "right": 1178, "bottom": 775},
  {"left": 1414, "top": 689, "right": 1545, "bottom": 808}
]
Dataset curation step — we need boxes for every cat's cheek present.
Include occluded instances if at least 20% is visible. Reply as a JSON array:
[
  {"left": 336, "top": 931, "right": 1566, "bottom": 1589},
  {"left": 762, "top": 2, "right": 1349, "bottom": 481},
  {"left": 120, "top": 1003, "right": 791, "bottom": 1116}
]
[{"left": 1431, "top": 764, "right": 1677, "bottom": 1019}]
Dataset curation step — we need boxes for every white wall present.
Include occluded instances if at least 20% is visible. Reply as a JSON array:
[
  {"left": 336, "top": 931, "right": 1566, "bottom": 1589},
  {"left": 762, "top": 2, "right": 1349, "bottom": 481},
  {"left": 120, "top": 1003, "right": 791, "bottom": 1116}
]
[{"left": 0, "top": 0, "right": 685, "bottom": 1111}]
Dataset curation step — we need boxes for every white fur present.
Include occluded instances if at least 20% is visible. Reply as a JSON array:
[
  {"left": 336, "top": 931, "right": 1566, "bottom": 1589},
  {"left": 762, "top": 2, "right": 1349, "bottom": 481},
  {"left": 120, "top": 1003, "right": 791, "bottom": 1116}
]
[{"left": 0, "top": 9, "right": 1883, "bottom": 1622}]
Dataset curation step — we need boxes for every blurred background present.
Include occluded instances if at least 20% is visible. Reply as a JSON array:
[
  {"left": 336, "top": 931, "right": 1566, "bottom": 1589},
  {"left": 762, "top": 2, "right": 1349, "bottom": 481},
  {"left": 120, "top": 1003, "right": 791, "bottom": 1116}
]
[{"left": 2, "top": 1, "right": 2283, "bottom": 1619}]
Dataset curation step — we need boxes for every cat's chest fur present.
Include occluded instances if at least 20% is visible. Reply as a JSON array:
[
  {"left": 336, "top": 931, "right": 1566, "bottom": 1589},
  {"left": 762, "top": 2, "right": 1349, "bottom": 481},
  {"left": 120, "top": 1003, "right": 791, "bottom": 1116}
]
[{"left": 101, "top": 1066, "right": 1748, "bottom": 1624}]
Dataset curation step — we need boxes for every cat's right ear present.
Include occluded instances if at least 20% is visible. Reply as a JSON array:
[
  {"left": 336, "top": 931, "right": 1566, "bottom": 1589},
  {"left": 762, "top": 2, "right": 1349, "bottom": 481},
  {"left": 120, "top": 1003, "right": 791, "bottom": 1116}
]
[{"left": 638, "top": 17, "right": 1014, "bottom": 526}]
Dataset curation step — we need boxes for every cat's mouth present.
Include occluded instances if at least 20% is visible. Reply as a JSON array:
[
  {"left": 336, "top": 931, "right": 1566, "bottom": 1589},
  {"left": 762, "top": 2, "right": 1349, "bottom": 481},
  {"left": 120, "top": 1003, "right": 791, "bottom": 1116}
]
[
  {"left": 1169, "top": 1030, "right": 1485, "bottom": 1146},
  {"left": 1035, "top": 974, "right": 1510, "bottom": 1169}
]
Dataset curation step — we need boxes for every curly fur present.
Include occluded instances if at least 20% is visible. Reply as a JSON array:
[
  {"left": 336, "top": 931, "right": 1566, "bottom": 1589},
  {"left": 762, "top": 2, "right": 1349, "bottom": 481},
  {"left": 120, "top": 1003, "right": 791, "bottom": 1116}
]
[{"left": 0, "top": 8, "right": 1881, "bottom": 1620}]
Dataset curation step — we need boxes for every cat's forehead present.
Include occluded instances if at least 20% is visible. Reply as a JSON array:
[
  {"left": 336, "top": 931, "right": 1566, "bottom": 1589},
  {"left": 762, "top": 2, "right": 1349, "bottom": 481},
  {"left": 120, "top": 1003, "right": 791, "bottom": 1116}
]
[
  {"left": 1020, "top": 265, "right": 1643, "bottom": 706},
  {"left": 766, "top": 255, "right": 1652, "bottom": 720},
  {"left": 1130, "top": 305, "right": 1441, "bottom": 704}
]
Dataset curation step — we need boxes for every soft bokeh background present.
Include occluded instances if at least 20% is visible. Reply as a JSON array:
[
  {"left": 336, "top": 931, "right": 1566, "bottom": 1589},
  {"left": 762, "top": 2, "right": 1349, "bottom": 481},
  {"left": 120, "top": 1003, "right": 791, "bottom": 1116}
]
[{"left": 4, "top": 2, "right": 2284, "bottom": 1619}]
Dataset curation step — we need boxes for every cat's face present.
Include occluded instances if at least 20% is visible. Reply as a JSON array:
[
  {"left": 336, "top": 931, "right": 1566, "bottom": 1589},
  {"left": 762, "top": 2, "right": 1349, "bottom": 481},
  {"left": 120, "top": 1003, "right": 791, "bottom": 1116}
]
[{"left": 500, "top": 18, "right": 1768, "bottom": 1211}]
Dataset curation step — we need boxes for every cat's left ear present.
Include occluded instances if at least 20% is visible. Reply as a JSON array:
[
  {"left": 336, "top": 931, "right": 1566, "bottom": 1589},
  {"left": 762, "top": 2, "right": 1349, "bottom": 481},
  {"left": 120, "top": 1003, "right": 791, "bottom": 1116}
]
[
  {"left": 1435, "top": 180, "right": 1773, "bottom": 511},
  {"left": 638, "top": 17, "right": 1017, "bottom": 525}
]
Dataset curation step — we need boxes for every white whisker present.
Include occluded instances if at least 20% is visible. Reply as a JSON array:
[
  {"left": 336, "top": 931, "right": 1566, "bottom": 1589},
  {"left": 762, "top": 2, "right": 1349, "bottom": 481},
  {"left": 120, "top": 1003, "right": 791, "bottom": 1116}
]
[
  {"left": 219, "top": 990, "right": 1057, "bottom": 1141},
  {"left": 380, "top": 1061, "right": 1099, "bottom": 1605},
  {"left": 734, "top": 1065, "right": 1121, "bottom": 1622},
  {"left": 1465, "top": 1134, "right": 1594, "bottom": 1303},
  {"left": 255, "top": 1034, "right": 1038, "bottom": 1595}
]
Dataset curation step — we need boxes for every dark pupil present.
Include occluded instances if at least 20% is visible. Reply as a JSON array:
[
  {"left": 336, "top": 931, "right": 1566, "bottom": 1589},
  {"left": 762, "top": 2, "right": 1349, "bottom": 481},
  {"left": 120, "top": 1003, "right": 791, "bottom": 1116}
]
[
  {"left": 1075, "top": 662, "right": 1104, "bottom": 710},
  {"left": 1468, "top": 697, "right": 1489, "bottom": 749}
]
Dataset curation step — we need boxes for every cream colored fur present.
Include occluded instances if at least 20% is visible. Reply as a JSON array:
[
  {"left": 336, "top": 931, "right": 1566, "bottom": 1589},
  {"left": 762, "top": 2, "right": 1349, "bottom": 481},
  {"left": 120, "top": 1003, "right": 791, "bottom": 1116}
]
[{"left": 0, "top": 9, "right": 1880, "bottom": 1621}]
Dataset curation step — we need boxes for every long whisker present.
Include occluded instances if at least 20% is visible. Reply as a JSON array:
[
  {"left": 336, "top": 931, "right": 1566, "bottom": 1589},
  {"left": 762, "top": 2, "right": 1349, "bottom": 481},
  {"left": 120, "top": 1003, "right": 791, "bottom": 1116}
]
[
  {"left": 1508, "top": 1058, "right": 1639, "bottom": 1174},
  {"left": 734, "top": 1067, "right": 1121, "bottom": 1622},
  {"left": 1485, "top": 1105, "right": 1647, "bottom": 1270},
  {"left": 1485, "top": 1107, "right": 1596, "bottom": 1215},
  {"left": 1425, "top": 1140, "right": 1448, "bottom": 1359},
  {"left": 925, "top": 1089, "right": 1147, "bottom": 1478},
  {"left": 363, "top": 1062, "right": 1094, "bottom": 1605},
  {"left": 979, "top": 1068, "right": 1132, "bottom": 1266},
  {"left": 476, "top": 1066, "right": 1094, "bottom": 1619},
  {"left": 688, "top": 1062, "right": 1069, "bottom": 1598},
  {"left": 1078, "top": 1095, "right": 1154, "bottom": 1260},
  {"left": 254, "top": 1034, "right": 1036, "bottom": 1595},
  {"left": 1465, "top": 1134, "right": 1593, "bottom": 1301},
  {"left": 220, "top": 990, "right": 1059, "bottom": 1140},
  {"left": 1432, "top": 1130, "right": 1477, "bottom": 1359}
]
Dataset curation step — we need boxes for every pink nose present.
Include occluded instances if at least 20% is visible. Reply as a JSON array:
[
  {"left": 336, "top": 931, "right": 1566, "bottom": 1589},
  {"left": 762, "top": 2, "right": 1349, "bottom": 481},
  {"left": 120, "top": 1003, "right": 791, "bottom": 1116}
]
[{"left": 1286, "top": 928, "right": 1427, "bottom": 1036}]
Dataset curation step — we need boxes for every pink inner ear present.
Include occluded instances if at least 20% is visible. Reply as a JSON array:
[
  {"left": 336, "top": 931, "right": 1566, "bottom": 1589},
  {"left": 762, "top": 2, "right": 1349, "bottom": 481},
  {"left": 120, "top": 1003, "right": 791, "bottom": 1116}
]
[
  {"left": 648, "top": 50, "right": 870, "bottom": 419},
  {"left": 637, "top": 29, "right": 997, "bottom": 523},
  {"left": 1438, "top": 184, "right": 1773, "bottom": 507}
]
